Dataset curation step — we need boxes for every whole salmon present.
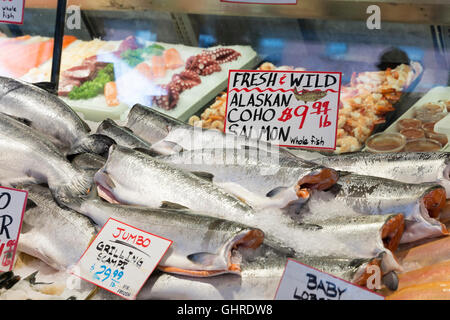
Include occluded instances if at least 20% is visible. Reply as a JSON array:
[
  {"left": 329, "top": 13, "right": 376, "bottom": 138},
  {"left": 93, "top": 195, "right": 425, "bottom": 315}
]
[
  {"left": 0, "top": 76, "right": 115, "bottom": 156},
  {"left": 314, "top": 152, "right": 450, "bottom": 198}
]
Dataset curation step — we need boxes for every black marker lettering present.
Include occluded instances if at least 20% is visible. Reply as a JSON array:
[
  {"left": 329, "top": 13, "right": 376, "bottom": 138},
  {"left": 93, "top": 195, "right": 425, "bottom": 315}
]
[
  {"left": 0, "top": 192, "right": 11, "bottom": 210},
  {"left": 0, "top": 215, "right": 13, "bottom": 239},
  {"left": 306, "top": 273, "right": 317, "bottom": 290}
]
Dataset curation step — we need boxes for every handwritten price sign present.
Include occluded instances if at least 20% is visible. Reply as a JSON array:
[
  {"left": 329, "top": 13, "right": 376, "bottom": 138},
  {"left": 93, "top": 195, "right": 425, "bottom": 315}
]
[
  {"left": 225, "top": 70, "right": 342, "bottom": 150},
  {"left": 0, "top": 186, "right": 27, "bottom": 272},
  {"left": 73, "top": 218, "right": 172, "bottom": 300},
  {"left": 274, "top": 259, "right": 384, "bottom": 300},
  {"left": 0, "top": 0, "right": 25, "bottom": 25}
]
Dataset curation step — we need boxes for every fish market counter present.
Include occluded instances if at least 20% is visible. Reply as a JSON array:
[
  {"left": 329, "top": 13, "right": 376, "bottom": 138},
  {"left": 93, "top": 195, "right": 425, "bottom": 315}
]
[{"left": 0, "top": 0, "right": 449, "bottom": 301}]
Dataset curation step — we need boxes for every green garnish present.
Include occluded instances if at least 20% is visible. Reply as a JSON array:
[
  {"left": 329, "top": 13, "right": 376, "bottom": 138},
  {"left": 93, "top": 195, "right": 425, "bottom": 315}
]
[
  {"left": 120, "top": 44, "right": 165, "bottom": 67},
  {"left": 68, "top": 64, "right": 115, "bottom": 100}
]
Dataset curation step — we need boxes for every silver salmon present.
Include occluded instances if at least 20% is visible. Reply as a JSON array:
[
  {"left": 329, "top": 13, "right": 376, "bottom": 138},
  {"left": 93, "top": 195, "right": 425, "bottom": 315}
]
[
  {"left": 298, "top": 172, "right": 448, "bottom": 243},
  {"left": 90, "top": 146, "right": 402, "bottom": 278},
  {"left": 17, "top": 185, "right": 98, "bottom": 271},
  {"left": 314, "top": 152, "right": 450, "bottom": 198},
  {"left": 0, "top": 76, "right": 115, "bottom": 156},
  {"left": 92, "top": 145, "right": 256, "bottom": 221},
  {"left": 126, "top": 103, "right": 293, "bottom": 156},
  {"left": 0, "top": 113, "right": 94, "bottom": 204},
  {"left": 72, "top": 196, "right": 265, "bottom": 277},
  {"left": 93, "top": 243, "right": 394, "bottom": 300},
  {"left": 157, "top": 147, "right": 338, "bottom": 210}
]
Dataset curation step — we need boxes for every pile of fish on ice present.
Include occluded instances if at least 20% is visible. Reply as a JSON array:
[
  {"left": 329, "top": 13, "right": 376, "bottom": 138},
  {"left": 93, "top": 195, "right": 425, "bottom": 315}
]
[{"left": 0, "top": 76, "right": 449, "bottom": 300}]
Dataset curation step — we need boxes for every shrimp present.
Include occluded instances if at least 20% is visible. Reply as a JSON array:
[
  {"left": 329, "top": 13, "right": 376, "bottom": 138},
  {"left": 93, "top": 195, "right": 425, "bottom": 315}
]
[{"left": 335, "top": 136, "right": 361, "bottom": 154}]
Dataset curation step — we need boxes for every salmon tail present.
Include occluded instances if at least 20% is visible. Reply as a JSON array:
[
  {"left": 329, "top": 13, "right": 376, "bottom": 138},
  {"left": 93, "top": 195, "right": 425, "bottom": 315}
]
[{"left": 69, "top": 134, "right": 116, "bottom": 158}]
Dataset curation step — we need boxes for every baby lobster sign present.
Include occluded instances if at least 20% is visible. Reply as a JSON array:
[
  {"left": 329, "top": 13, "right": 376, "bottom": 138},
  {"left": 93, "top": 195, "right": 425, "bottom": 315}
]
[{"left": 225, "top": 70, "right": 342, "bottom": 150}]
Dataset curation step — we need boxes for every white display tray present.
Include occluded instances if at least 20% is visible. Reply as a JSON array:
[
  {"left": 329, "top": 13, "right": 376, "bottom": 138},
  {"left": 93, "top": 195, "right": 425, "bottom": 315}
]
[
  {"left": 383, "top": 86, "right": 450, "bottom": 150},
  {"left": 63, "top": 42, "right": 258, "bottom": 123}
]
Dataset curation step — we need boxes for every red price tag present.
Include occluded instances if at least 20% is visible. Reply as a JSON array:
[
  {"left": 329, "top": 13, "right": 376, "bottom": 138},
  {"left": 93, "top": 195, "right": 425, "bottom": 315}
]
[
  {"left": 72, "top": 218, "right": 172, "bottom": 300},
  {"left": 225, "top": 70, "right": 342, "bottom": 150},
  {"left": 0, "top": 186, "right": 27, "bottom": 272}
]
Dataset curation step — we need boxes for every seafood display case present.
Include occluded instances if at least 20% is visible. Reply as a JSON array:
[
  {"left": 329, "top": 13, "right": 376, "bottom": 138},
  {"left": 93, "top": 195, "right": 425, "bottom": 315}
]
[
  {"left": 4, "top": 0, "right": 449, "bottom": 152},
  {"left": 0, "top": 0, "right": 449, "bottom": 301}
]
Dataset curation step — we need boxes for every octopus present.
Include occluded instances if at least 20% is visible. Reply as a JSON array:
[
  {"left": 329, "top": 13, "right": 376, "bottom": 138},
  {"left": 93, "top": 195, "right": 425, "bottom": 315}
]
[
  {"left": 153, "top": 70, "right": 203, "bottom": 110},
  {"left": 186, "top": 53, "right": 220, "bottom": 76},
  {"left": 211, "top": 48, "right": 241, "bottom": 64},
  {"left": 152, "top": 84, "right": 180, "bottom": 110},
  {"left": 172, "top": 70, "right": 201, "bottom": 90},
  {"left": 186, "top": 48, "right": 241, "bottom": 76},
  {"left": 153, "top": 48, "right": 241, "bottom": 110}
]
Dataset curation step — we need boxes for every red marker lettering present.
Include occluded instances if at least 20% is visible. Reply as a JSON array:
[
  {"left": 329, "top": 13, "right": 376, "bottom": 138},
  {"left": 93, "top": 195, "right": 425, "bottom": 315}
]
[{"left": 112, "top": 227, "right": 125, "bottom": 238}]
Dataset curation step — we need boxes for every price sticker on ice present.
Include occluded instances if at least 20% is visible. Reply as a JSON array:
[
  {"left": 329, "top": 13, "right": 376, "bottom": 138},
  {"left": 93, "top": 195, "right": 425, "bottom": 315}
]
[
  {"left": 225, "top": 70, "right": 341, "bottom": 150},
  {"left": 0, "top": 0, "right": 25, "bottom": 25},
  {"left": 73, "top": 218, "right": 172, "bottom": 300},
  {"left": 0, "top": 186, "right": 27, "bottom": 272},
  {"left": 274, "top": 259, "right": 384, "bottom": 300},
  {"left": 221, "top": 0, "right": 297, "bottom": 4}
]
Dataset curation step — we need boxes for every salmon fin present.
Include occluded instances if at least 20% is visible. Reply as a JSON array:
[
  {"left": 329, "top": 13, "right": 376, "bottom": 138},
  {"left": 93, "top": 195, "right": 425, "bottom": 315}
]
[
  {"left": 33, "top": 81, "right": 57, "bottom": 95},
  {"left": 187, "top": 252, "right": 221, "bottom": 266},
  {"left": 296, "top": 222, "right": 323, "bottom": 231},
  {"left": 155, "top": 140, "right": 184, "bottom": 153},
  {"left": 25, "top": 199, "right": 37, "bottom": 211},
  {"left": 97, "top": 119, "right": 115, "bottom": 131},
  {"left": 24, "top": 270, "right": 53, "bottom": 286},
  {"left": 160, "top": 201, "right": 189, "bottom": 210},
  {"left": 157, "top": 266, "right": 230, "bottom": 277},
  {"left": 66, "top": 153, "right": 106, "bottom": 169},
  {"left": 102, "top": 174, "right": 116, "bottom": 189},
  {"left": 1, "top": 113, "right": 32, "bottom": 127},
  {"left": 266, "top": 186, "right": 288, "bottom": 198},
  {"left": 121, "top": 126, "right": 135, "bottom": 134},
  {"left": 337, "top": 170, "right": 353, "bottom": 177},
  {"left": 263, "top": 236, "right": 296, "bottom": 257},
  {"left": 134, "top": 147, "right": 162, "bottom": 158},
  {"left": 191, "top": 171, "right": 214, "bottom": 182}
]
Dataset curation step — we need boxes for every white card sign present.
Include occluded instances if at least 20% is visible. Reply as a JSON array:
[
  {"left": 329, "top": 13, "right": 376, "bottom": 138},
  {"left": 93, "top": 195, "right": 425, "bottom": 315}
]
[
  {"left": 274, "top": 259, "right": 384, "bottom": 300},
  {"left": 0, "top": 0, "right": 25, "bottom": 25},
  {"left": 73, "top": 218, "right": 173, "bottom": 300},
  {"left": 221, "top": 0, "right": 297, "bottom": 4},
  {"left": 0, "top": 186, "right": 27, "bottom": 272},
  {"left": 225, "top": 70, "right": 341, "bottom": 150}
]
